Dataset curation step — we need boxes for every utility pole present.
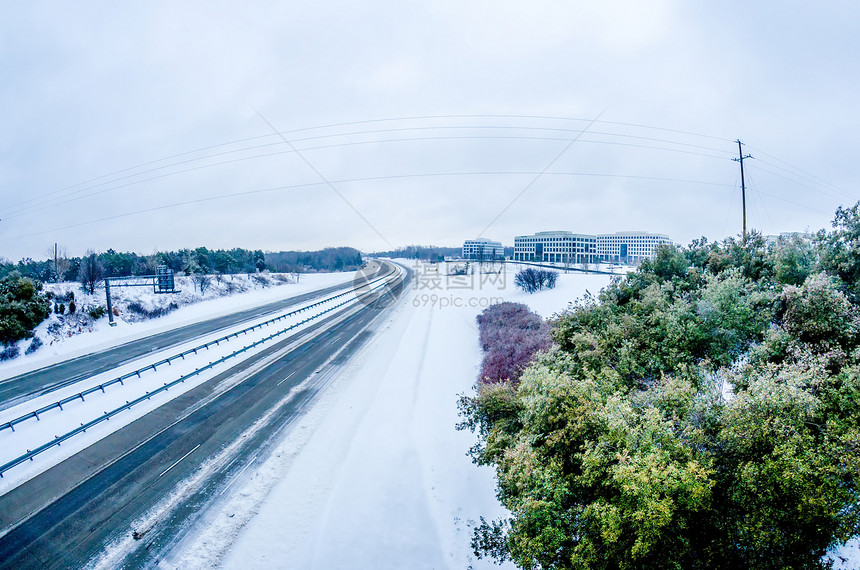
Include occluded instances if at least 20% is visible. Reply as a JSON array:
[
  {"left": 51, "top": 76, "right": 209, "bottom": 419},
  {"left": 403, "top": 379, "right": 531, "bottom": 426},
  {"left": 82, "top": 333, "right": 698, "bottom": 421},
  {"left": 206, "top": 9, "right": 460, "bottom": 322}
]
[
  {"left": 54, "top": 243, "right": 58, "bottom": 281},
  {"left": 732, "top": 140, "right": 753, "bottom": 241}
]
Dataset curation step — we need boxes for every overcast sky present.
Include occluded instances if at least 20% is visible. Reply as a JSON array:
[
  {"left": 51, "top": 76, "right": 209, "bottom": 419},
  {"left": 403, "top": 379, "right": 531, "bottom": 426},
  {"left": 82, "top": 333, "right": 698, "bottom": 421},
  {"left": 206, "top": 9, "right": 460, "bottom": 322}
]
[{"left": 1, "top": 1, "right": 858, "bottom": 260}]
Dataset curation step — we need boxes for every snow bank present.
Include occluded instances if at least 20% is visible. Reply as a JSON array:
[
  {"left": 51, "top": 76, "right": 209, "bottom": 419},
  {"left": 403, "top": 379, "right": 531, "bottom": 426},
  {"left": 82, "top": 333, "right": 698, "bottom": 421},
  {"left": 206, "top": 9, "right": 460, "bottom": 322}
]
[{"left": 829, "top": 537, "right": 860, "bottom": 568}]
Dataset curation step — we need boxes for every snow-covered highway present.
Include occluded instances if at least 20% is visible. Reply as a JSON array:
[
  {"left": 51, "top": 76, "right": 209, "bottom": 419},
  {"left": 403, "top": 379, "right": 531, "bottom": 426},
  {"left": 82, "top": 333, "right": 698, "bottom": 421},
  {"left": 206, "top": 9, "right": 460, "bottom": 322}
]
[
  {"left": 0, "top": 260, "right": 408, "bottom": 569},
  {"left": 0, "top": 260, "right": 398, "bottom": 489},
  {"left": 0, "top": 263, "right": 389, "bottom": 410}
]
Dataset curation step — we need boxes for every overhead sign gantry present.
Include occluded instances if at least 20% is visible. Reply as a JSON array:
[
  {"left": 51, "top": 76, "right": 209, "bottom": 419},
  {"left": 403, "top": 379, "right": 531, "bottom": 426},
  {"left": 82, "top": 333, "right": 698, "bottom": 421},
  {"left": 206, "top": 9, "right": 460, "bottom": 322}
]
[{"left": 102, "top": 265, "right": 178, "bottom": 326}]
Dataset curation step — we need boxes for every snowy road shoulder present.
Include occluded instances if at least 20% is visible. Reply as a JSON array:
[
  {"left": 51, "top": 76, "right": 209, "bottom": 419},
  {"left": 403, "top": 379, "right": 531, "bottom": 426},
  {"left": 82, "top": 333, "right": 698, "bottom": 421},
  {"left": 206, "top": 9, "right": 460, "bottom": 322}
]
[{"left": 166, "top": 261, "right": 613, "bottom": 569}]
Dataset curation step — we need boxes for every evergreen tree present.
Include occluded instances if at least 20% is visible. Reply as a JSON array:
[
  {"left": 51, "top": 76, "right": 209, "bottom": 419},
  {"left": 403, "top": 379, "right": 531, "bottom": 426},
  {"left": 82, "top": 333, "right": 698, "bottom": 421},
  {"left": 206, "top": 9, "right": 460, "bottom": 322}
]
[
  {"left": 0, "top": 272, "right": 51, "bottom": 345},
  {"left": 462, "top": 205, "right": 860, "bottom": 568}
]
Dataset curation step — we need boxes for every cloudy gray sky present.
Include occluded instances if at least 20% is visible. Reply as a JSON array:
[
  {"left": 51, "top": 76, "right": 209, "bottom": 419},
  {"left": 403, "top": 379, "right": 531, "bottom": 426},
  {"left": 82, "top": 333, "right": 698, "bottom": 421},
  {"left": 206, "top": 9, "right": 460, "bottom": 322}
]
[{"left": 1, "top": 1, "right": 858, "bottom": 260}]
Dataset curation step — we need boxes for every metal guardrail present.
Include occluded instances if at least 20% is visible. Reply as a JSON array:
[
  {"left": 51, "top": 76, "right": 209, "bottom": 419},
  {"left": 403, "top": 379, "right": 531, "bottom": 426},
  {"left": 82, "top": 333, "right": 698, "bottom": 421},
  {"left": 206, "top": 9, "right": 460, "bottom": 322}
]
[
  {"left": 0, "top": 267, "right": 403, "bottom": 478},
  {"left": 510, "top": 260, "right": 617, "bottom": 276},
  {"left": 1, "top": 266, "right": 395, "bottom": 434}
]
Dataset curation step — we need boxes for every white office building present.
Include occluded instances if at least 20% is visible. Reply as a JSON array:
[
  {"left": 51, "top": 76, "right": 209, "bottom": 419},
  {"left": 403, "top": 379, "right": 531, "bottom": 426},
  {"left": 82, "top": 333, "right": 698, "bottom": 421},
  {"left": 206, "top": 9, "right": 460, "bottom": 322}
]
[
  {"left": 513, "top": 231, "right": 598, "bottom": 264},
  {"left": 462, "top": 238, "right": 505, "bottom": 260},
  {"left": 763, "top": 232, "right": 811, "bottom": 247},
  {"left": 512, "top": 230, "right": 672, "bottom": 265},
  {"left": 596, "top": 232, "right": 673, "bottom": 264}
]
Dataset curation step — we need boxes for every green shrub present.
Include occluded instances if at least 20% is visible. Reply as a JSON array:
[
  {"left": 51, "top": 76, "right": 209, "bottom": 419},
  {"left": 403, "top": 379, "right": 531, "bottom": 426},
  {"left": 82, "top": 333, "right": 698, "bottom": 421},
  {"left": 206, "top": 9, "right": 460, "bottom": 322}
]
[
  {"left": 462, "top": 209, "right": 860, "bottom": 569},
  {"left": 87, "top": 305, "right": 107, "bottom": 320},
  {"left": 0, "top": 272, "right": 51, "bottom": 345}
]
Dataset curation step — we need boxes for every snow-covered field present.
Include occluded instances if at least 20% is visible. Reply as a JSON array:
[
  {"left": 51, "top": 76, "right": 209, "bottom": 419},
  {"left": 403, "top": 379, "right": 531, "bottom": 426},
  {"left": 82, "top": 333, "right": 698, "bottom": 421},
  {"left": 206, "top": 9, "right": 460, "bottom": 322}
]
[
  {"left": 164, "top": 260, "right": 615, "bottom": 569},
  {"left": 0, "top": 272, "right": 354, "bottom": 379}
]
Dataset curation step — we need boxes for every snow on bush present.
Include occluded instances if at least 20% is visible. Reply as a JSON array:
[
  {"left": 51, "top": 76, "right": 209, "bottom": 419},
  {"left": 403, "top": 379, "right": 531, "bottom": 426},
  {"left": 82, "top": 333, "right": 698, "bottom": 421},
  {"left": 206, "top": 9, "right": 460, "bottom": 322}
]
[
  {"left": 0, "top": 344, "right": 20, "bottom": 361},
  {"left": 0, "top": 271, "right": 323, "bottom": 363},
  {"left": 476, "top": 302, "right": 551, "bottom": 384},
  {"left": 3, "top": 272, "right": 301, "bottom": 357},
  {"left": 25, "top": 336, "right": 43, "bottom": 354}
]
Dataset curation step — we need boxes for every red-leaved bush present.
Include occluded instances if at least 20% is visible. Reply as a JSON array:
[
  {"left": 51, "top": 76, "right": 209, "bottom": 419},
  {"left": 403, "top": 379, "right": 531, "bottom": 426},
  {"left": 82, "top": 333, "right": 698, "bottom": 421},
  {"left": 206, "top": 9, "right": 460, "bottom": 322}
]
[{"left": 476, "top": 302, "right": 551, "bottom": 384}]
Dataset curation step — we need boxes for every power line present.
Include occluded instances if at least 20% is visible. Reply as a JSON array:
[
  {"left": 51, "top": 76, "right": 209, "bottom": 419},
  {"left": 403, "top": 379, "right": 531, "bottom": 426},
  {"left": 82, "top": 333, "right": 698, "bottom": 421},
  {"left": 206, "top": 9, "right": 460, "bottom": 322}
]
[
  {"left": 753, "top": 188, "right": 833, "bottom": 216},
  {"left": 746, "top": 170, "right": 775, "bottom": 233},
  {"left": 1, "top": 116, "right": 735, "bottom": 216},
  {"left": 2, "top": 133, "right": 277, "bottom": 213},
  {"left": 753, "top": 157, "right": 851, "bottom": 199},
  {"left": 744, "top": 143, "right": 847, "bottom": 197},
  {"left": 477, "top": 111, "right": 605, "bottom": 237},
  {"left": 750, "top": 162, "right": 853, "bottom": 203},
  {"left": 2, "top": 130, "right": 735, "bottom": 221},
  {"left": 0, "top": 169, "right": 734, "bottom": 242},
  {"left": 1, "top": 114, "right": 841, "bottom": 244},
  {"left": 3, "top": 126, "right": 727, "bottom": 214},
  {"left": 254, "top": 109, "right": 393, "bottom": 248},
  {"left": 2, "top": 124, "right": 733, "bottom": 217}
]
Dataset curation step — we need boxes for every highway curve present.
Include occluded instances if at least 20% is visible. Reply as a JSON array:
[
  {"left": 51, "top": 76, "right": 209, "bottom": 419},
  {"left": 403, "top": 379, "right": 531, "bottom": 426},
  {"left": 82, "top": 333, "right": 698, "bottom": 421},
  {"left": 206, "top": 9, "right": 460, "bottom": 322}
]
[
  {"left": 0, "top": 260, "right": 390, "bottom": 410},
  {"left": 0, "top": 260, "right": 409, "bottom": 569}
]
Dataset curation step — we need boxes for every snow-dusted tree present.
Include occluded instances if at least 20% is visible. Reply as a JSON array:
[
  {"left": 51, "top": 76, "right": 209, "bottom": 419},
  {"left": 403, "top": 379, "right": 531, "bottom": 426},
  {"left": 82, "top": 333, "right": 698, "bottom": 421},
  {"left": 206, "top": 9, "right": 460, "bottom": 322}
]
[
  {"left": 475, "top": 302, "right": 551, "bottom": 384},
  {"left": 44, "top": 244, "right": 71, "bottom": 282},
  {"left": 79, "top": 251, "right": 104, "bottom": 294},
  {"left": 0, "top": 272, "right": 51, "bottom": 344},
  {"left": 194, "top": 273, "right": 211, "bottom": 295}
]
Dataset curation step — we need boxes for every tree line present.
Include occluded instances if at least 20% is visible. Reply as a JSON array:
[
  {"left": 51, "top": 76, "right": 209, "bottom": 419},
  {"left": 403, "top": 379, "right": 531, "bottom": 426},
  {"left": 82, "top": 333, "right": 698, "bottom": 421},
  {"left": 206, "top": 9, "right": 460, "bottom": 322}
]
[
  {"left": 0, "top": 246, "right": 364, "bottom": 283},
  {"left": 265, "top": 247, "right": 363, "bottom": 273},
  {"left": 0, "top": 245, "right": 364, "bottom": 350},
  {"left": 372, "top": 245, "right": 461, "bottom": 262},
  {"left": 373, "top": 244, "right": 515, "bottom": 262},
  {"left": 460, "top": 203, "right": 860, "bottom": 569}
]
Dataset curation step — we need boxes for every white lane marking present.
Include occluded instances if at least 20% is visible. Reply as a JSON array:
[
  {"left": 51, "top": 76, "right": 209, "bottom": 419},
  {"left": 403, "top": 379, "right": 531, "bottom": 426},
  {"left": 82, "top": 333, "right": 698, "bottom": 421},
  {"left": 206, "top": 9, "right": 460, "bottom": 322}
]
[
  {"left": 276, "top": 371, "right": 297, "bottom": 387},
  {"left": 159, "top": 444, "right": 201, "bottom": 478},
  {"left": 219, "top": 456, "right": 257, "bottom": 496}
]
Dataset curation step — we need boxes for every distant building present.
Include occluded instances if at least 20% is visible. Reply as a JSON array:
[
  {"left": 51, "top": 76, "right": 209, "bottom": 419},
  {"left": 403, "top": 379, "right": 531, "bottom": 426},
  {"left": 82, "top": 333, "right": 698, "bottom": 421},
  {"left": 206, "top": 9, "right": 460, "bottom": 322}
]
[
  {"left": 763, "top": 232, "right": 811, "bottom": 247},
  {"left": 513, "top": 231, "right": 598, "bottom": 264},
  {"left": 596, "top": 232, "right": 673, "bottom": 264},
  {"left": 512, "top": 230, "right": 673, "bottom": 265},
  {"left": 462, "top": 238, "right": 504, "bottom": 260}
]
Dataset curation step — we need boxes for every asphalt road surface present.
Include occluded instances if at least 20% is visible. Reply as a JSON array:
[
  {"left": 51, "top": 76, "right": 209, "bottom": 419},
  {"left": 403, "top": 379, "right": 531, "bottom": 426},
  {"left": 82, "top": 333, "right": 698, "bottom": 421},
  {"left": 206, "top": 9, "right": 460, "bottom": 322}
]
[
  {"left": 0, "top": 261, "right": 389, "bottom": 410},
  {"left": 0, "top": 260, "right": 408, "bottom": 569}
]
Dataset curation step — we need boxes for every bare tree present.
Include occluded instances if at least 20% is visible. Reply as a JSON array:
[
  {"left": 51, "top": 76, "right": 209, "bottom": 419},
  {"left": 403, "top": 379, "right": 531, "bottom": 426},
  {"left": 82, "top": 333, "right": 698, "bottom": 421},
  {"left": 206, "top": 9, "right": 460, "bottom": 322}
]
[
  {"left": 56, "top": 246, "right": 72, "bottom": 281},
  {"left": 515, "top": 267, "right": 558, "bottom": 293},
  {"left": 44, "top": 244, "right": 71, "bottom": 282},
  {"left": 79, "top": 250, "right": 104, "bottom": 294},
  {"left": 193, "top": 272, "right": 211, "bottom": 295}
]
